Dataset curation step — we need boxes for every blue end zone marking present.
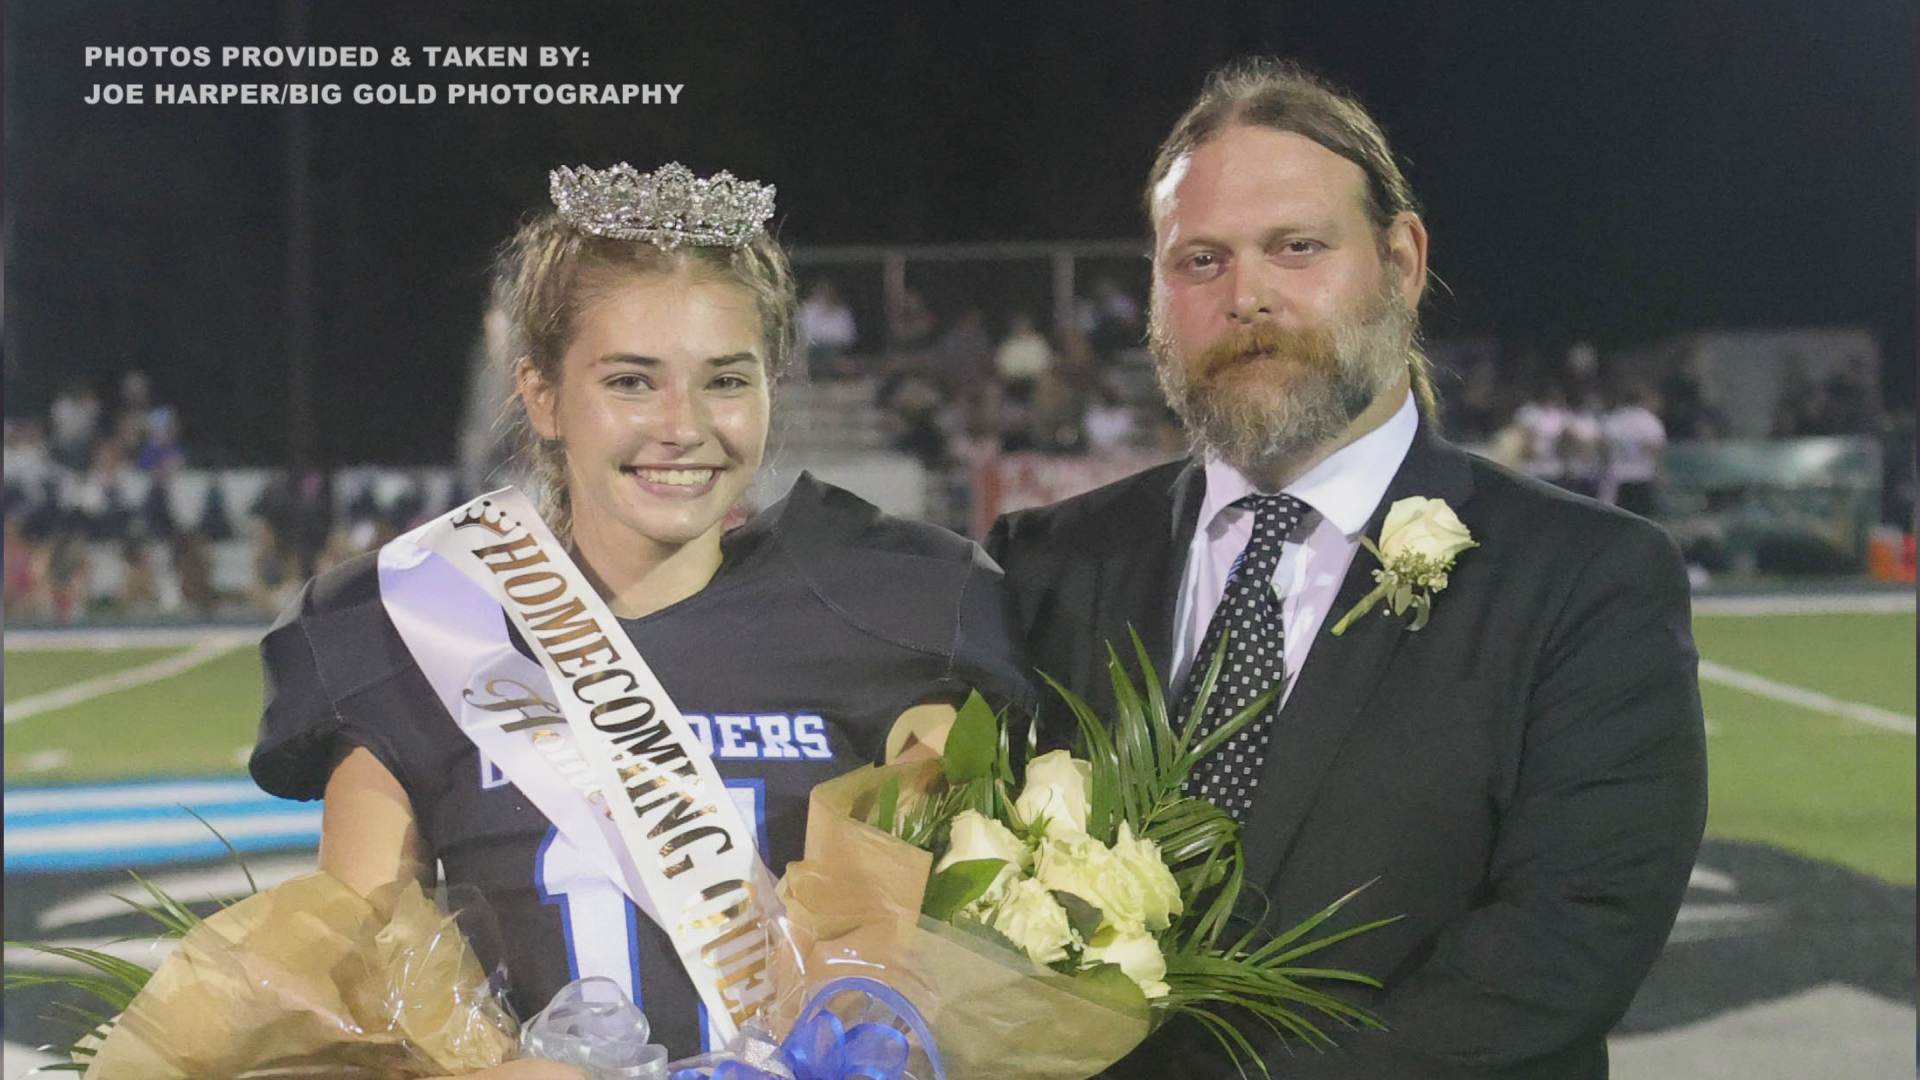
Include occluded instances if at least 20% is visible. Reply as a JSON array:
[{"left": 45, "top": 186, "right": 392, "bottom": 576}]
[
  {"left": 5, "top": 798, "right": 313, "bottom": 828},
  {"left": 3, "top": 777, "right": 320, "bottom": 873},
  {"left": 3, "top": 830, "right": 322, "bottom": 873}
]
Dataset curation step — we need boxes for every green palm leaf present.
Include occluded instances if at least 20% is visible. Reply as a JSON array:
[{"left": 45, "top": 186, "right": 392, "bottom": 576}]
[
  {"left": 1039, "top": 672, "right": 1121, "bottom": 838},
  {"left": 1173, "top": 631, "right": 1230, "bottom": 758},
  {"left": 1242, "top": 880, "right": 1388, "bottom": 963},
  {"left": 4, "top": 815, "right": 261, "bottom": 1065},
  {"left": 912, "top": 635, "right": 1401, "bottom": 1076},
  {"left": 3, "top": 946, "right": 153, "bottom": 1002},
  {"left": 180, "top": 804, "right": 258, "bottom": 897},
  {"left": 1127, "top": 629, "right": 1177, "bottom": 779}
]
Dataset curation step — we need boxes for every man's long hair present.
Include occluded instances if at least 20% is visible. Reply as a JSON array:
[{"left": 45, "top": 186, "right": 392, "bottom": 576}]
[{"left": 1145, "top": 58, "right": 1439, "bottom": 421}]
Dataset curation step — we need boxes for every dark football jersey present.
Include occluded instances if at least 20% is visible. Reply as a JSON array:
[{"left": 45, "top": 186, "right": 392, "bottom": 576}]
[{"left": 251, "top": 475, "right": 1035, "bottom": 1057}]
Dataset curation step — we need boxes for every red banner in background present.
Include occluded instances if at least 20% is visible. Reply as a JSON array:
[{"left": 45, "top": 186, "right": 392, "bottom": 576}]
[{"left": 970, "top": 450, "right": 1181, "bottom": 538}]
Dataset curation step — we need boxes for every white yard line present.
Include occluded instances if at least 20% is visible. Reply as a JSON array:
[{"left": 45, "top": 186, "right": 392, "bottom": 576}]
[
  {"left": 3, "top": 1040, "right": 64, "bottom": 1080},
  {"left": 33, "top": 854, "right": 315, "bottom": 931},
  {"left": 20, "top": 750, "right": 70, "bottom": 771},
  {"left": 2, "top": 626, "right": 264, "bottom": 651},
  {"left": 1697, "top": 660, "right": 1917, "bottom": 735},
  {"left": 3, "top": 637, "right": 245, "bottom": 725},
  {"left": 4, "top": 779, "right": 272, "bottom": 813},
  {"left": 1609, "top": 983, "right": 1916, "bottom": 1080},
  {"left": 1693, "top": 593, "right": 1914, "bottom": 616}
]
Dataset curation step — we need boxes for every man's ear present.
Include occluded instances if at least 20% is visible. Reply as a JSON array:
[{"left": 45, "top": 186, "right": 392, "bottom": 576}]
[
  {"left": 515, "top": 360, "right": 559, "bottom": 440},
  {"left": 1385, "top": 210, "right": 1429, "bottom": 308}
]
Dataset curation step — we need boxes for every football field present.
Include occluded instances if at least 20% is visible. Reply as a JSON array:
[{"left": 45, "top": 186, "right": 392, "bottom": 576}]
[
  {"left": 6, "top": 605, "right": 1914, "bottom": 881},
  {"left": 3, "top": 597, "right": 1915, "bottom": 1075}
]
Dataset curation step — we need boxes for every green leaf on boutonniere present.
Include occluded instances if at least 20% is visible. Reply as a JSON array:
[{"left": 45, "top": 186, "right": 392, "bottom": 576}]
[
  {"left": 922, "top": 858, "right": 1008, "bottom": 920},
  {"left": 1409, "top": 592, "right": 1433, "bottom": 632}
]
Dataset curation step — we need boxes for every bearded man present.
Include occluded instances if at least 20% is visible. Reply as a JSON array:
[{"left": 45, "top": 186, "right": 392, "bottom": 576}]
[{"left": 986, "top": 61, "right": 1706, "bottom": 1079}]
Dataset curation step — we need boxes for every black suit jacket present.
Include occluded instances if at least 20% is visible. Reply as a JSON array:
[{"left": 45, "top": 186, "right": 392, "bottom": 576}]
[{"left": 986, "top": 425, "right": 1707, "bottom": 1079}]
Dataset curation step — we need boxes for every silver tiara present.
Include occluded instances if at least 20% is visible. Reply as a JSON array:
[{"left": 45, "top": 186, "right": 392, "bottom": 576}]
[{"left": 549, "top": 162, "right": 776, "bottom": 249}]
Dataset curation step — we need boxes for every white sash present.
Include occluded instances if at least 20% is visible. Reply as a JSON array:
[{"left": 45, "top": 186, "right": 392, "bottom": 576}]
[{"left": 376, "top": 488, "right": 775, "bottom": 1041}]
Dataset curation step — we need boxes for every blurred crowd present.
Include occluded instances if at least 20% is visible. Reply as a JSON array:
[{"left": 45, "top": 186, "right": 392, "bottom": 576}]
[
  {"left": 1459, "top": 343, "right": 1677, "bottom": 517},
  {"left": 6, "top": 371, "right": 190, "bottom": 622},
  {"left": 800, "top": 277, "right": 1912, "bottom": 528},
  {"left": 7, "top": 282, "right": 1912, "bottom": 625},
  {"left": 3, "top": 373, "right": 446, "bottom": 624},
  {"left": 800, "top": 276, "right": 1189, "bottom": 474},
  {"left": 1447, "top": 340, "right": 1911, "bottom": 529}
]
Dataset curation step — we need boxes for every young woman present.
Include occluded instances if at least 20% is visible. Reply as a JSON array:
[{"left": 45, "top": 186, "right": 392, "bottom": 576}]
[{"left": 249, "top": 163, "right": 1033, "bottom": 1071}]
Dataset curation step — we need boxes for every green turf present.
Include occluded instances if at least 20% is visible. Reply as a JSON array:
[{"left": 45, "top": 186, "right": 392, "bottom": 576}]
[
  {"left": 1693, "top": 613, "right": 1916, "bottom": 714},
  {"left": 1690, "top": 612, "right": 1917, "bottom": 884},
  {"left": 2, "top": 610, "right": 1914, "bottom": 885},
  {"left": 1699, "top": 677, "right": 1916, "bottom": 884},
  {"left": 2, "top": 647, "right": 264, "bottom": 782},
  {"left": 2, "top": 647, "right": 182, "bottom": 704}
]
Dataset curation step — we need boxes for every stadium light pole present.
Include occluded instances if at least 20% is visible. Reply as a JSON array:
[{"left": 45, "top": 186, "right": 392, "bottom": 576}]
[{"left": 283, "top": 0, "right": 319, "bottom": 577}]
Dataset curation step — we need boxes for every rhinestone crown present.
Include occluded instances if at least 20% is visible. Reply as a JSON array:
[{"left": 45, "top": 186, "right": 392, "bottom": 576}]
[{"left": 549, "top": 162, "right": 775, "bottom": 249}]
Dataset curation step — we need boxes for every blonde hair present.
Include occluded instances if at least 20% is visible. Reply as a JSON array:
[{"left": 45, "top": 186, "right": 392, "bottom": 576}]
[{"left": 495, "top": 211, "right": 797, "bottom": 538}]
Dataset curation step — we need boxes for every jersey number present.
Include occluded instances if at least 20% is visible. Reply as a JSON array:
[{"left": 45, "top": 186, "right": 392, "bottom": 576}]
[{"left": 535, "top": 779, "right": 765, "bottom": 1037}]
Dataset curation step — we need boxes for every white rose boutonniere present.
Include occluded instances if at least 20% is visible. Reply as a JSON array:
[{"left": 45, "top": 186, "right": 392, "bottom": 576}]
[{"left": 1330, "top": 496, "right": 1476, "bottom": 635}]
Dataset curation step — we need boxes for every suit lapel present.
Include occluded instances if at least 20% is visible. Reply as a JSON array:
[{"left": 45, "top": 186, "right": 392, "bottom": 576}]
[
  {"left": 1104, "top": 460, "right": 1205, "bottom": 695},
  {"left": 1238, "top": 425, "right": 1477, "bottom": 886}
]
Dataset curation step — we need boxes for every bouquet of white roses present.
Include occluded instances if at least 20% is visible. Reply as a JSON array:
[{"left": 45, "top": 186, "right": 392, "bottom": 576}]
[
  {"left": 931, "top": 757, "right": 1183, "bottom": 1000},
  {"left": 775, "top": 633, "right": 1396, "bottom": 1078}
]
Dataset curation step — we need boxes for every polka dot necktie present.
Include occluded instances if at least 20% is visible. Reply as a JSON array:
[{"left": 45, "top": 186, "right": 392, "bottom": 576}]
[{"left": 1177, "top": 492, "right": 1308, "bottom": 820}]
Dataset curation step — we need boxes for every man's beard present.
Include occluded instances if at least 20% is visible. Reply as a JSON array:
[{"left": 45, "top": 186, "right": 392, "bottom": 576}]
[{"left": 1149, "top": 275, "right": 1416, "bottom": 472}]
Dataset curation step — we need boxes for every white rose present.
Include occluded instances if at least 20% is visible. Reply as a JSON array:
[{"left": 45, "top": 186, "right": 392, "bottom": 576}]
[
  {"left": 1033, "top": 833, "right": 1148, "bottom": 934},
  {"left": 989, "top": 877, "right": 1077, "bottom": 966},
  {"left": 936, "top": 810, "right": 1029, "bottom": 910},
  {"left": 1108, "top": 821, "right": 1183, "bottom": 931},
  {"left": 1014, "top": 750, "right": 1094, "bottom": 838},
  {"left": 1378, "top": 496, "right": 1476, "bottom": 565},
  {"left": 1084, "top": 929, "right": 1170, "bottom": 1000},
  {"left": 937, "top": 809, "right": 1030, "bottom": 872}
]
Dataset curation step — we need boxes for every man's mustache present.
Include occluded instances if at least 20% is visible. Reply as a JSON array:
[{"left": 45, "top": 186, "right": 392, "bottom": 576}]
[{"left": 1194, "top": 321, "right": 1338, "bottom": 380}]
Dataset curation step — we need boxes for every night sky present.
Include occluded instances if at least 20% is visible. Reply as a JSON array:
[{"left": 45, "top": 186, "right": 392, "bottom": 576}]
[{"left": 5, "top": 0, "right": 1914, "bottom": 466}]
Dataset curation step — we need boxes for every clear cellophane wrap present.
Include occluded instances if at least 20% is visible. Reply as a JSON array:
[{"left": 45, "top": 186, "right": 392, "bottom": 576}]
[{"left": 81, "top": 871, "right": 518, "bottom": 1079}]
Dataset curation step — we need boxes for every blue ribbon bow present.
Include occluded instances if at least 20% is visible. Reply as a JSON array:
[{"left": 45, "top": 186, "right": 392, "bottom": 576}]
[{"left": 670, "top": 976, "right": 943, "bottom": 1080}]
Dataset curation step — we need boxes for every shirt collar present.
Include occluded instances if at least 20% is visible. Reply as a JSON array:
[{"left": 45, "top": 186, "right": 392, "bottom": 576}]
[{"left": 1199, "top": 392, "right": 1418, "bottom": 538}]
